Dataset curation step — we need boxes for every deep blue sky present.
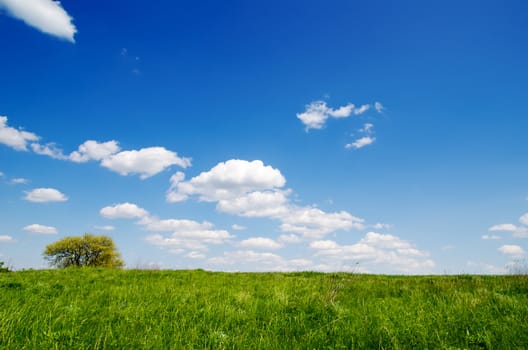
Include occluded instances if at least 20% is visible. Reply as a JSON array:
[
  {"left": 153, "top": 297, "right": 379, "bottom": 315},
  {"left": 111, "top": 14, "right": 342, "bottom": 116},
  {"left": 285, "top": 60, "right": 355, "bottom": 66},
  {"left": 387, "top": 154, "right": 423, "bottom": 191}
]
[{"left": 1, "top": 0, "right": 527, "bottom": 273}]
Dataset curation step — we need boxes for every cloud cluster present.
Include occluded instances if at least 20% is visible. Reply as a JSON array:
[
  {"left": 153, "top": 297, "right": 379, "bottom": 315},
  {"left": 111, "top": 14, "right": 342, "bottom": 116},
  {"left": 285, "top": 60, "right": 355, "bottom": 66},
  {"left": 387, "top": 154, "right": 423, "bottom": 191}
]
[
  {"left": 488, "top": 213, "right": 528, "bottom": 238},
  {"left": 346, "top": 123, "right": 376, "bottom": 150},
  {"left": 167, "top": 159, "right": 364, "bottom": 239},
  {"left": 0, "top": 0, "right": 76, "bottom": 42},
  {"left": 297, "top": 101, "right": 372, "bottom": 131},
  {"left": 1, "top": 117, "right": 191, "bottom": 179},
  {"left": 100, "top": 203, "right": 234, "bottom": 253},
  {"left": 309, "top": 232, "right": 434, "bottom": 274}
]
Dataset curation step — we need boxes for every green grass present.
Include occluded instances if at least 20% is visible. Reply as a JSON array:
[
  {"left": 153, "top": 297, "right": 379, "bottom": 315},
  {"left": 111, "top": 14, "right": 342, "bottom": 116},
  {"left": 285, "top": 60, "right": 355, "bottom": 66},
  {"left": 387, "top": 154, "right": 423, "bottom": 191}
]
[{"left": 1, "top": 269, "right": 527, "bottom": 349}]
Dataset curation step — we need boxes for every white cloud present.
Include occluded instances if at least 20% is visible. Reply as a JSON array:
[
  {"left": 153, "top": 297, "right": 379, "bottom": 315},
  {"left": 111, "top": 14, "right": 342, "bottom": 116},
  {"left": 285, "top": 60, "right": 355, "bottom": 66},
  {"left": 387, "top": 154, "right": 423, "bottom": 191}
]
[
  {"left": 208, "top": 250, "right": 284, "bottom": 268},
  {"left": 231, "top": 224, "right": 246, "bottom": 231},
  {"left": 0, "top": 116, "right": 39, "bottom": 151},
  {"left": 353, "top": 104, "right": 370, "bottom": 115},
  {"left": 101, "top": 147, "right": 191, "bottom": 179},
  {"left": 100, "top": 202, "right": 149, "bottom": 219},
  {"left": 0, "top": 171, "right": 4, "bottom": 177},
  {"left": 489, "top": 224, "right": 518, "bottom": 232},
  {"left": 31, "top": 142, "right": 67, "bottom": 159},
  {"left": 0, "top": 0, "right": 76, "bottom": 42},
  {"left": 24, "top": 188, "right": 67, "bottom": 202},
  {"left": 372, "top": 223, "right": 391, "bottom": 230},
  {"left": 481, "top": 234, "right": 501, "bottom": 240},
  {"left": 69, "top": 140, "right": 120, "bottom": 162},
  {"left": 498, "top": 245, "right": 525, "bottom": 257},
  {"left": 239, "top": 237, "right": 282, "bottom": 250},
  {"left": 280, "top": 207, "right": 364, "bottom": 239},
  {"left": 142, "top": 216, "right": 234, "bottom": 251},
  {"left": 309, "top": 232, "right": 434, "bottom": 274},
  {"left": 513, "top": 227, "right": 528, "bottom": 238},
  {"left": 10, "top": 178, "right": 28, "bottom": 185},
  {"left": 297, "top": 101, "right": 371, "bottom": 130},
  {"left": 186, "top": 251, "right": 206, "bottom": 259},
  {"left": 167, "top": 159, "right": 285, "bottom": 202},
  {"left": 168, "top": 158, "right": 365, "bottom": 239},
  {"left": 23, "top": 224, "right": 57, "bottom": 234},
  {"left": 278, "top": 234, "right": 302, "bottom": 243},
  {"left": 519, "top": 213, "right": 528, "bottom": 226},
  {"left": 217, "top": 190, "right": 289, "bottom": 217},
  {"left": 374, "top": 101, "right": 384, "bottom": 113},
  {"left": 345, "top": 136, "right": 376, "bottom": 149},
  {"left": 94, "top": 225, "right": 115, "bottom": 231},
  {"left": 0, "top": 235, "right": 15, "bottom": 242}
]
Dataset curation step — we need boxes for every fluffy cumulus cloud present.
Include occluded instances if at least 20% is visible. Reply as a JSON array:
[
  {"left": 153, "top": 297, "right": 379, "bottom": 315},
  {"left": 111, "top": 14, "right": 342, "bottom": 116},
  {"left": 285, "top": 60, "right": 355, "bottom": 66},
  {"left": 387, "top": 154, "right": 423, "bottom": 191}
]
[
  {"left": 0, "top": 116, "right": 39, "bottom": 151},
  {"left": 144, "top": 218, "right": 233, "bottom": 253},
  {"left": 167, "top": 159, "right": 365, "bottom": 239},
  {"left": 0, "top": 235, "right": 15, "bottom": 242},
  {"left": 100, "top": 202, "right": 149, "bottom": 219},
  {"left": 101, "top": 147, "right": 191, "bottom": 179},
  {"left": 217, "top": 190, "right": 290, "bottom": 218},
  {"left": 0, "top": 0, "right": 77, "bottom": 42},
  {"left": 69, "top": 140, "right": 120, "bottom": 162},
  {"left": 98, "top": 202, "right": 233, "bottom": 255},
  {"left": 498, "top": 245, "right": 525, "bottom": 257},
  {"left": 309, "top": 232, "right": 435, "bottom": 274},
  {"left": 167, "top": 159, "right": 285, "bottom": 202},
  {"left": 239, "top": 237, "right": 282, "bottom": 250},
  {"left": 23, "top": 224, "right": 57, "bottom": 234},
  {"left": 280, "top": 207, "right": 364, "bottom": 238},
  {"left": 296, "top": 101, "right": 371, "bottom": 130},
  {"left": 24, "top": 188, "right": 67, "bottom": 202}
]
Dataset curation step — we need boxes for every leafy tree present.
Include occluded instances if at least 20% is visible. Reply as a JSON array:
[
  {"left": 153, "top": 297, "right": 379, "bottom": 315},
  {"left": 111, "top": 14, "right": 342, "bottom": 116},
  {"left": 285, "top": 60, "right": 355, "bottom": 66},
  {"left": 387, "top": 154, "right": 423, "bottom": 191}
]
[
  {"left": 44, "top": 234, "right": 124, "bottom": 268},
  {"left": 0, "top": 261, "right": 9, "bottom": 273}
]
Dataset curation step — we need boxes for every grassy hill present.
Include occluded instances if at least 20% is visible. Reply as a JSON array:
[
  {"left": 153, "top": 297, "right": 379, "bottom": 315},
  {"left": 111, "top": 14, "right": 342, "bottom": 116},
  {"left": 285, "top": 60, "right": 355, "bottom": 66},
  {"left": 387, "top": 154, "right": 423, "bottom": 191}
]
[{"left": 1, "top": 269, "right": 527, "bottom": 349}]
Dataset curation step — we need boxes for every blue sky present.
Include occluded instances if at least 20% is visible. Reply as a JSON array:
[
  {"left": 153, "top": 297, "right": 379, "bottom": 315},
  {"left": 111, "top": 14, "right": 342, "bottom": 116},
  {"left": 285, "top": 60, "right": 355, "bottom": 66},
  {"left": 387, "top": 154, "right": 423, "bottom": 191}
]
[{"left": 1, "top": 0, "right": 527, "bottom": 273}]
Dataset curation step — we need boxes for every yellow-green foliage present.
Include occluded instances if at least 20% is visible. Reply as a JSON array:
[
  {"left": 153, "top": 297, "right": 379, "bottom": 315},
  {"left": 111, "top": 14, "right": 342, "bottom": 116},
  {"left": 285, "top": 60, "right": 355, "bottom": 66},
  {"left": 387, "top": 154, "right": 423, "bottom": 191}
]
[
  {"left": 0, "top": 270, "right": 527, "bottom": 349},
  {"left": 43, "top": 234, "right": 124, "bottom": 268}
]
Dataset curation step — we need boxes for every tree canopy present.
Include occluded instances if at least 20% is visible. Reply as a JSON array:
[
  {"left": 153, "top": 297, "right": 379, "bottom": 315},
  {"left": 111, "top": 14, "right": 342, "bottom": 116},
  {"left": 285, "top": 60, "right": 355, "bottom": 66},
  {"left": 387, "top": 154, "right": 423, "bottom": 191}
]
[{"left": 44, "top": 234, "right": 124, "bottom": 268}]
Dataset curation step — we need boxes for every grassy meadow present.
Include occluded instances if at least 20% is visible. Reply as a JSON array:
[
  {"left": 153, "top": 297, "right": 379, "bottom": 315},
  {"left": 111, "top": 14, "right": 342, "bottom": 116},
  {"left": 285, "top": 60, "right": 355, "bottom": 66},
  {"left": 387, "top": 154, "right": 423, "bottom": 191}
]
[{"left": 1, "top": 269, "right": 527, "bottom": 349}]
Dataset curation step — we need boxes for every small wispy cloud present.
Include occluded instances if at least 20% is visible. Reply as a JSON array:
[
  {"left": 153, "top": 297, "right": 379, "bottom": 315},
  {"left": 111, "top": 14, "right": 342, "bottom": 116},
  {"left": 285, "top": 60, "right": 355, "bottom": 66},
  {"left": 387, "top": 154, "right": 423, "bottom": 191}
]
[
  {"left": 489, "top": 224, "right": 517, "bottom": 232},
  {"left": 345, "top": 136, "right": 376, "bottom": 150},
  {"left": 94, "top": 225, "right": 115, "bottom": 231},
  {"left": 0, "top": 235, "right": 15, "bottom": 242},
  {"left": 10, "top": 178, "right": 28, "bottom": 185},
  {"left": 481, "top": 234, "right": 501, "bottom": 240}
]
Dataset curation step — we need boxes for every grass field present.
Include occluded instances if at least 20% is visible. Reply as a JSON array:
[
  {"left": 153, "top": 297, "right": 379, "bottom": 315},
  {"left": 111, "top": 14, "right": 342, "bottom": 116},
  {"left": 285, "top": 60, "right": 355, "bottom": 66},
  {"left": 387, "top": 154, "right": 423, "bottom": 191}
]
[{"left": 1, "top": 269, "right": 527, "bottom": 349}]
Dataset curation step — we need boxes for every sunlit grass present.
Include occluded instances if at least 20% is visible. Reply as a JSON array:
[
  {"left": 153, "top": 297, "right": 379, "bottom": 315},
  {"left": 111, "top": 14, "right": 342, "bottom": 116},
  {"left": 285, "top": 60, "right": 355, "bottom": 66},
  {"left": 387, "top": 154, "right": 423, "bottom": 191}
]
[{"left": 1, "top": 269, "right": 527, "bottom": 348}]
